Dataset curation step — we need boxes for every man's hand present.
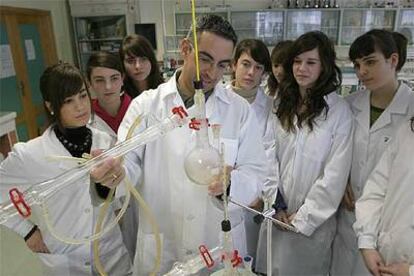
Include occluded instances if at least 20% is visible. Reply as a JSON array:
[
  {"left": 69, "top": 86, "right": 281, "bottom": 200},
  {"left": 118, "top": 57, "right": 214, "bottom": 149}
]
[
  {"left": 361, "top": 248, "right": 385, "bottom": 276},
  {"left": 90, "top": 149, "right": 125, "bottom": 189},
  {"left": 341, "top": 180, "right": 355, "bottom": 211},
  {"left": 208, "top": 165, "right": 233, "bottom": 196},
  {"left": 379, "top": 262, "right": 410, "bottom": 276},
  {"left": 26, "top": 228, "right": 50, "bottom": 253}
]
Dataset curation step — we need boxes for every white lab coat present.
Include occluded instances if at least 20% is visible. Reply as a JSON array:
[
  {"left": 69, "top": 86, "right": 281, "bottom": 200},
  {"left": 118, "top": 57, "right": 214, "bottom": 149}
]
[
  {"left": 354, "top": 120, "right": 414, "bottom": 274},
  {"left": 118, "top": 71, "right": 268, "bottom": 275},
  {"left": 89, "top": 114, "right": 117, "bottom": 141},
  {"left": 256, "top": 92, "right": 354, "bottom": 275},
  {"left": 226, "top": 84, "right": 278, "bottom": 263},
  {"left": 89, "top": 114, "right": 139, "bottom": 261},
  {"left": 331, "top": 82, "right": 414, "bottom": 275},
  {"left": 0, "top": 126, "right": 132, "bottom": 276}
]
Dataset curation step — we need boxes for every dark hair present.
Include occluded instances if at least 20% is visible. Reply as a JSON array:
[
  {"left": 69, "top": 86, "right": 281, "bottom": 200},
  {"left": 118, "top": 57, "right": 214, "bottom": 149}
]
[
  {"left": 349, "top": 29, "right": 408, "bottom": 72},
  {"left": 86, "top": 51, "right": 123, "bottom": 81},
  {"left": 411, "top": 116, "right": 414, "bottom": 132},
  {"left": 119, "top": 34, "right": 163, "bottom": 98},
  {"left": 40, "top": 62, "right": 91, "bottom": 132},
  {"left": 232, "top": 39, "right": 271, "bottom": 79},
  {"left": 189, "top": 14, "right": 237, "bottom": 47},
  {"left": 276, "top": 31, "right": 342, "bottom": 132},
  {"left": 267, "top": 40, "right": 293, "bottom": 97}
]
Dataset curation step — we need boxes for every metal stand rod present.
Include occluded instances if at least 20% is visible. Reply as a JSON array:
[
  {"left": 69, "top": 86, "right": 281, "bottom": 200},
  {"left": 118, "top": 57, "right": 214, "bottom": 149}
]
[
  {"left": 266, "top": 217, "right": 272, "bottom": 276},
  {"left": 228, "top": 197, "right": 298, "bottom": 233}
]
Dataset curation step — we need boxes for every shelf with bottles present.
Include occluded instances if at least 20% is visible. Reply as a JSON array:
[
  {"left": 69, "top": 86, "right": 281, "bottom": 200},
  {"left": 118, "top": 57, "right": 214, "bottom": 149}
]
[
  {"left": 74, "top": 15, "right": 126, "bottom": 40},
  {"left": 78, "top": 39, "right": 121, "bottom": 54},
  {"left": 78, "top": 37, "right": 124, "bottom": 42}
]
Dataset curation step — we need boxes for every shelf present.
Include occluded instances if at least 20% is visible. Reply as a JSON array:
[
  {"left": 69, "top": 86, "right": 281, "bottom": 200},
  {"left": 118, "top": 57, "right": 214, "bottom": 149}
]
[
  {"left": 80, "top": 50, "right": 119, "bottom": 54},
  {"left": 78, "top": 37, "right": 123, "bottom": 42},
  {"left": 175, "top": 7, "right": 413, "bottom": 47}
]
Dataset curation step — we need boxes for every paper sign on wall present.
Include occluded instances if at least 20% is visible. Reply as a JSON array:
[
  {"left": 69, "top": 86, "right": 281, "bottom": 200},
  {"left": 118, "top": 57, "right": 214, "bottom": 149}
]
[
  {"left": 0, "top": 44, "right": 16, "bottom": 79},
  {"left": 24, "top": 39, "right": 36, "bottom": 61}
]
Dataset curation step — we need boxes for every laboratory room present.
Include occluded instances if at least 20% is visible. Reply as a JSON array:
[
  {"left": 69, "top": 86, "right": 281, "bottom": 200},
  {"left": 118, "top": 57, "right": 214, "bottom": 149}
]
[{"left": 0, "top": 0, "right": 413, "bottom": 275}]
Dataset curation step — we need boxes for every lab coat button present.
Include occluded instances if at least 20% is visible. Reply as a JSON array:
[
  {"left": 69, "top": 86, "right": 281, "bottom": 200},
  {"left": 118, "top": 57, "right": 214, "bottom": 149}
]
[
  {"left": 186, "top": 214, "right": 195, "bottom": 221},
  {"left": 84, "top": 208, "right": 90, "bottom": 213},
  {"left": 185, "top": 249, "right": 193, "bottom": 255}
]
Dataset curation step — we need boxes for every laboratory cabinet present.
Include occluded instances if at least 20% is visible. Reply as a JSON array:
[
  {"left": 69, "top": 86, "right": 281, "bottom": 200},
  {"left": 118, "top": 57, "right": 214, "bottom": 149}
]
[
  {"left": 175, "top": 7, "right": 414, "bottom": 46},
  {"left": 69, "top": 0, "right": 136, "bottom": 72},
  {"left": 341, "top": 8, "right": 396, "bottom": 45},
  {"left": 285, "top": 9, "right": 340, "bottom": 42},
  {"left": 231, "top": 11, "right": 284, "bottom": 46}
]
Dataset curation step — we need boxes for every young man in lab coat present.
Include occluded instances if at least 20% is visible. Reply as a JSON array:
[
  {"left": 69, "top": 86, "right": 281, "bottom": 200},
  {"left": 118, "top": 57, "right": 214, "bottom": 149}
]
[{"left": 117, "top": 15, "right": 267, "bottom": 274}]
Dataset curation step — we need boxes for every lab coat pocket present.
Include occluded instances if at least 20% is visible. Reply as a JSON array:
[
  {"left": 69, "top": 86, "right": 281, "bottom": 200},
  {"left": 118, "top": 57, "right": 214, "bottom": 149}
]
[
  {"left": 221, "top": 138, "right": 238, "bottom": 166},
  {"left": 303, "top": 128, "right": 333, "bottom": 162},
  {"left": 37, "top": 253, "right": 71, "bottom": 276}
]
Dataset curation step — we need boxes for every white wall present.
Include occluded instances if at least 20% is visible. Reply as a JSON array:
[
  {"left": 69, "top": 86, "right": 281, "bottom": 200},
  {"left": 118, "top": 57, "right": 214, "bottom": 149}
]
[{"left": 1, "top": 0, "right": 75, "bottom": 63}]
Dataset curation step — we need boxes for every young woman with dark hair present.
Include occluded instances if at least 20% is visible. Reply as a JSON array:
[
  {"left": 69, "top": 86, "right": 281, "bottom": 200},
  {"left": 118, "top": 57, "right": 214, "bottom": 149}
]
[
  {"left": 227, "top": 38, "right": 274, "bottom": 265},
  {"left": 256, "top": 31, "right": 353, "bottom": 275},
  {"left": 0, "top": 63, "right": 132, "bottom": 276},
  {"left": 354, "top": 116, "right": 414, "bottom": 276},
  {"left": 331, "top": 29, "right": 414, "bottom": 276},
  {"left": 266, "top": 40, "right": 293, "bottom": 97},
  {"left": 119, "top": 34, "right": 164, "bottom": 98},
  {"left": 86, "top": 51, "right": 139, "bottom": 260},
  {"left": 87, "top": 51, "right": 131, "bottom": 140}
]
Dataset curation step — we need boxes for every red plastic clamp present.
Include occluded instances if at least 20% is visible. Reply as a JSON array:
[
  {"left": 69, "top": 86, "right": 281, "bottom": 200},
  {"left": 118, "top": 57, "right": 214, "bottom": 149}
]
[
  {"left": 189, "top": 118, "right": 201, "bottom": 130},
  {"left": 231, "top": 250, "right": 243, "bottom": 268},
  {"left": 199, "top": 245, "right": 215, "bottom": 269},
  {"left": 9, "top": 188, "right": 31, "bottom": 218},
  {"left": 171, "top": 106, "right": 188, "bottom": 119},
  {"left": 189, "top": 118, "right": 210, "bottom": 130}
]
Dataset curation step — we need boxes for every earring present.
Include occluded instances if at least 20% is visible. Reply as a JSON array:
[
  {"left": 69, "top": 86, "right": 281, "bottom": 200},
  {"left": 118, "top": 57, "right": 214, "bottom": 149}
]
[{"left": 50, "top": 111, "right": 54, "bottom": 115}]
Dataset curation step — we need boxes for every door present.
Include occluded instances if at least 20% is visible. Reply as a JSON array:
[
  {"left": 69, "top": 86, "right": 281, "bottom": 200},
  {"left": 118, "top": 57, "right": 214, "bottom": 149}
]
[{"left": 0, "top": 6, "right": 58, "bottom": 141}]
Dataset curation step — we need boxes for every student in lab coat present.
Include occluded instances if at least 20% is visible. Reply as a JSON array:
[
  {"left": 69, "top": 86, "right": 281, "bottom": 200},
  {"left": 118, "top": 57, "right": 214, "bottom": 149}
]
[
  {"left": 0, "top": 63, "right": 132, "bottom": 276},
  {"left": 87, "top": 51, "right": 132, "bottom": 140},
  {"left": 86, "top": 51, "right": 138, "bottom": 260},
  {"left": 227, "top": 38, "right": 275, "bottom": 265},
  {"left": 255, "top": 31, "right": 353, "bottom": 275},
  {"left": 118, "top": 15, "right": 268, "bottom": 275},
  {"left": 119, "top": 34, "right": 164, "bottom": 98},
  {"left": 354, "top": 117, "right": 414, "bottom": 276},
  {"left": 331, "top": 29, "right": 414, "bottom": 276},
  {"left": 266, "top": 40, "right": 293, "bottom": 98}
]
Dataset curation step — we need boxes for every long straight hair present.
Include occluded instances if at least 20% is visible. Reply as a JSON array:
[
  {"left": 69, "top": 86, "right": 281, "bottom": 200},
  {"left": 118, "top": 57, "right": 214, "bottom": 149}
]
[
  {"left": 267, "top": 40, "right": 293, "bottom": 97},
  {"left": 119, "top": 34, "right": 163, "bottom": 98}
]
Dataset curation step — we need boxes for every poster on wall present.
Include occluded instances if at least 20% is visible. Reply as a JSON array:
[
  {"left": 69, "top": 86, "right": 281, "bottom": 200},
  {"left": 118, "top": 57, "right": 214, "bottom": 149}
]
[
  {"left": 24, "top": 39, "right": 36, "bottom": 61},
  {"left": 0, "top": 44, "right": 16, "bottom": 79}
]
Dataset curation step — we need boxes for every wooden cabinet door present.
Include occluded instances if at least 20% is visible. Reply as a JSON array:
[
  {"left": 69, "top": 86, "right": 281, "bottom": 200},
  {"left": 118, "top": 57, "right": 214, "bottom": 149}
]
[{"left": 0, "top": 6, "right": 58, "bottom": 141}]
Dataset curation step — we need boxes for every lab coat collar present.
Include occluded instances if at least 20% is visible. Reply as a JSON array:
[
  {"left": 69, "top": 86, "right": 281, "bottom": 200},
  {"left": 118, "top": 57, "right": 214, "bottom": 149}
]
[
  {"left": 252, "top": 86, "right": 269, "bottom": 109},
  {"left": 370, "top": 82, "right": 412, "bottom": 133},
  {"left": 351, "top": 90, "right": 371, "bottom": 131}
]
